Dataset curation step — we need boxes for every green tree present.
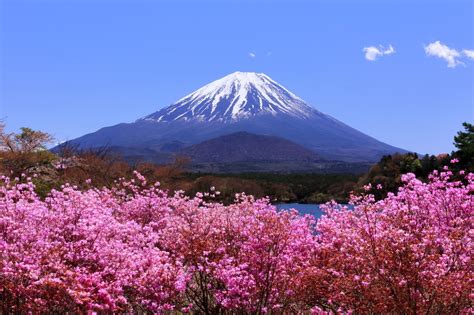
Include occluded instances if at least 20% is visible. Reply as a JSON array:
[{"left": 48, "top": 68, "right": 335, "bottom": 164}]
[
  {"left": 0, "top": 126, "right": 55, "bottom": 177},
  {"left": 453, "top": 122, "right": 474, "bottom": 171}
]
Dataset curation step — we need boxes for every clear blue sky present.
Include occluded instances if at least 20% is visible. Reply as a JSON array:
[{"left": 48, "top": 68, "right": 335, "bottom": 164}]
[{"left": 1, "top": 0, "right": 473, "bottom": 154}]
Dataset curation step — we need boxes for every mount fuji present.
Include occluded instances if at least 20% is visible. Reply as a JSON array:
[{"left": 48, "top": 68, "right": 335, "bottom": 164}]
[
  {"left": 60, "top": 72, "right": 406, "bottom": 168},
  {"left": 143, "top": 72, "right": 317, "bottom": 123}
]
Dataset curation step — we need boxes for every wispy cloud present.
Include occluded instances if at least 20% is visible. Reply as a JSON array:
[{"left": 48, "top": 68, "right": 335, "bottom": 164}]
[
  {"left": 54, "top": 139, "right": 66, "bottom": 146},
  {"left": 424, "top": 41, "right": 464, "bottom": 68},
  {"left": 248, "top": 52, "right": 256, "bottom": 59},
  {"left": 463, "top": 49, "right": 474, "bottom": 59},
  {"left": 363, "top": 44, "right": 395, "bottom": 61}
]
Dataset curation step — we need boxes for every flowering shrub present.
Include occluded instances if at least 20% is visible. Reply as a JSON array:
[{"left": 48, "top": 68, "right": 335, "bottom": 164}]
[
  {"left": 0, "top": 177, "right": 187, "bottom": 313},
  {"left": 158, "top": 194, "right": 316, "bottom": 313},
  {"left": 303, "top": 168, "right": 473, "bottom": 313},
  {"left": 0, "top": 168, "right": 472, "bottom": 313}
]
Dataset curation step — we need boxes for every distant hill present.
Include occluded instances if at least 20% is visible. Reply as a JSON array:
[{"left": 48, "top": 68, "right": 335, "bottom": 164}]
[
  {"left": 179, "top": 132, "right": 372, "bottom": 173},
  {"left": 182, "top": 132, "right": 322, "bottom": 163}
]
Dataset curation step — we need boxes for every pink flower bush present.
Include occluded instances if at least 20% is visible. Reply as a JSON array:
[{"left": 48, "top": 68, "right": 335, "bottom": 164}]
[
  {"left": 0, "top": 177, "right": 186, "bottom": 312},
  {"left": 0, "top": 169, "right": 472, "bottom": 313},
  {"left": 157, "top": 194, "right": 316, "bottom": 313},
  {"left": 302, "top": 170, "right": 473, "bottom": 313}
]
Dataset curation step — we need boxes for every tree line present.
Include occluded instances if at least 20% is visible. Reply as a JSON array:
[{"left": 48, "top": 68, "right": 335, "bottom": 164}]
[{"left": 0, "top": 122, "right": 472, "bottom": 203}]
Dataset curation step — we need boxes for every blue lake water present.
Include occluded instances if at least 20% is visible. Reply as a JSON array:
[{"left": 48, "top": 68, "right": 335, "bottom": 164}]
[
  {"left": 276, "top": 203, "right": 353, "bottom": 218},
  {"left": 275, "top": 203, "right": 323, "bottom": 217}
]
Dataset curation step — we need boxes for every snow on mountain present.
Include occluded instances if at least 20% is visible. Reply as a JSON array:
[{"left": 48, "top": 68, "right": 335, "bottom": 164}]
[{"left": 142, "top": 72, "right": 318, "bottom": 123}]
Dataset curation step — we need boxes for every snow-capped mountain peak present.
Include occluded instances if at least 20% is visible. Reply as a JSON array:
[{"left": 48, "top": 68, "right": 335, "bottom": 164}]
[
  {"left": 143, "top": 71, "right": 318, "bottom": 123},
  {"left": 64, "top": 71, "right": 407, "bottom": 163}
]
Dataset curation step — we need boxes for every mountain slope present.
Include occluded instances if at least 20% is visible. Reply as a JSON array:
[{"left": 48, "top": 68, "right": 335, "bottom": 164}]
[
  {"left": 182, "top": 131, "right": 322, "bottom": 163},
  {"left": 60, "top": 71, "right": 407, "bottom": 164}
]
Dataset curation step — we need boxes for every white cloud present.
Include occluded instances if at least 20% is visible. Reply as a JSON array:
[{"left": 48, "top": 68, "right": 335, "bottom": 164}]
[
  {"left": 463, "top": 49, "right": 474, "bottom": 59},
  {"left": 424, "top": 41, "right": 463, "bottom": 68},
  {"left": 248, "top": 52, "right": 256, "bottom": 58},
  {"left": 384, "top": 45, "right": 395, "bottom": 55},
  {"left": 363, "top": 44, "right": 395, "bottom": 61},
  {"left": 54, "top": 139, "right": 66, "bottom": 146}
]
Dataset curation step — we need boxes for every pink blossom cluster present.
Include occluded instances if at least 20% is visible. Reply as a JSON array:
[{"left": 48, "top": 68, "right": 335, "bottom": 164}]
[
  {"left": 307, "top": 170, "right": 473, "bottom": 313},
  {"left": 0, "top": 169, "right": 472, "bottom": 313}
]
